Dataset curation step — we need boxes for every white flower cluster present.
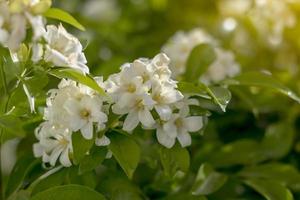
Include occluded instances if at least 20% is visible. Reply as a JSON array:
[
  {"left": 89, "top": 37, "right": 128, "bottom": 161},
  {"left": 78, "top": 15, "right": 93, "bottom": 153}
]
[
  {"left": 249, "top": 0, "right": 296, "bottom": 46},
  {"left": 33, "top": 53, "right": 205, "bottom": 167},
  {"left": 0, "top": 1, "right": 89, "bottom": 74},
  {"left": 32, "top": 24, "right": 89, "bottom": 74},
  {"left": 33, "top": 78, "right": 109, "bottom": 167},
  {"left": 218, "top": 0, "right": 296, "bottom": 47},
  {"left": 105, "top": 53, "right": 203, "bottom": 148},
  {"left": 162, "top": 28, "right": 240, "bottom": 83},
  {"left": 0, "top": 0, "right": 48, "bottom": 51}
]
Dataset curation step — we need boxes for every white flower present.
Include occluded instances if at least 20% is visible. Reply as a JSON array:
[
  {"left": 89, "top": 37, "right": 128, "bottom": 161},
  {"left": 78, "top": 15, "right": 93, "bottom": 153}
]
[
  {"left": 162, "top": 28, "right": 240, "bottom": 82},
  {"left": 200, "top": 48, "right": 240, "bottom": 84},
  {"left": 44, "top": 78, "right": 108, "bottom": 140},
  {"left": 33, "top": 123, "right": 73, "bottom": 167},
  {"left": 0, "top": 1, "right": 26, "bottom": 51},
  {"left": 156, "top": 108, "right": 203, "bottom": 149},
  {"left": 64, "top": 95, "right": 108, "bottom": 140},
  {"left": 162, "top": 28, "right": 214, "bottom": 78},
  {"left": 249, "top": 0, "right": 296, "bottom": 46},
  {"left": 151, "top": 77, "right": 183, "bottom": 120},
  {"left": 0, "top": 1, "right": 46, "bottom": 52},
  {"left": 32, "top": 24, "right": 89, "bottom": 74},
  {"left": 95, "top": 135, "right": 111, "bottom": 146},
  {"left": 106, "top": 53, "right": 183, "bottom": 131}
]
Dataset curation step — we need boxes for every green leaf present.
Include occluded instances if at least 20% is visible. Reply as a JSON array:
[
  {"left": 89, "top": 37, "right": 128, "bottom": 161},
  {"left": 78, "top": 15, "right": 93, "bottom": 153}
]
[
  {"left": 66, "top": 167, "right": 97, "bottom": 189},
  {"left": 30, "top": 185, "right": 106, "bottom": 200},
  {"left": 223, "top": 71, "right": 300, "bottom": 103},
  {"left": 31, "top": 169, "right": 67, "bottom": 195},
  {"left": 239, "top": 163, "right": 300, "bottom": 191},
  {"left": 79, "top": 146, "right": 107, "bottom": 175},
  {"left": 184, "top": 43, "right": 216, "bottom": 81},
  {"left": 191, "top": 163, "right": 227, "bottom": 196},
  {"left": 244, "top": 179, "right": 294, "bottom": 200},
  {"left": 7, "top": 190, "right": 30, "bottom": 200},
  {"left": 49, "top": 68, "right": 106, "bottom": 97},
  {"left": 178, "top": 82, "right": 231, "bottom": 112},
  {"left": 159, "top": 144, "right": 190, "bottom": 178},
  {"left": 43, "top": 8, "right": 85, "bottom": 31},
  {"left": 108, "top": 132, "right": 141, "bottom": 179},
  {"left": 72, "top": 132, "right": 94, "bottom": 165},
  {"left": 5, "top": 155, "right": 39, "bottom": 198},
  {"left": 0, "top": 115, "right": 25, "bottom": 139},
  {"left": 207, "top": 86, "right": 232, "bottom": 112},
  {"left": 177, "top": 82, "right": 210, "bottom": 99},
  {"left": 261, "top": 123, "right": 294, "bottom": 159},
  {"left": 165, "top": 193, "right": 207, "bottom": 200},
  {"left": 208, "top": 139, "right": 264, "bottom": 167},
  {"left": 97, "top": 174, "right": 143, "bottom": 200}
]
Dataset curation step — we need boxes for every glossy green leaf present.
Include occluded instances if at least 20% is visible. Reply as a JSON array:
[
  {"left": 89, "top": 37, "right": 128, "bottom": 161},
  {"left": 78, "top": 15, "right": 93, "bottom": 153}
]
[
  {"left": 43, "top": 8, "right": 85, "bottom": 31},
  {"left": 239, "top": 163, "right": 300, "bottom": 191},
  {"left": 30, "top": 185, "right": 106, "bottom": 200},
  {"left": 108, "top": 132, "right": 141, "bottom": 179},
  {"left": 184, "top": 43, "right": 216, "bottom": 81},
  {"left": 177, "top": 82, "right": 210, "bottom": 99},
  {"left": 72, "top": 132, "right": 94, "bottom": 165},
  {"left": 207, "top": 86, "right": 232, "bottom": 112},
  {"left": 244, "top": 179, "right": 294, "bottom": 200},
  {"left": 159, "top": 144, "right": 190, "bottom": 178},
  {"left": 79, "top": 146, "right": 107, "bottom": 175},
  {"left": 192, "top": 163, "right": 227, "bottom": 195},
  {"left": 223, "top": 72, "right": 300, "bottom": 103},
  {"left": 178, "top": 82, "right": 231, "bottom": 112},
  {"left": 49, "top": 68, "right": 106, "bottom": 97}
]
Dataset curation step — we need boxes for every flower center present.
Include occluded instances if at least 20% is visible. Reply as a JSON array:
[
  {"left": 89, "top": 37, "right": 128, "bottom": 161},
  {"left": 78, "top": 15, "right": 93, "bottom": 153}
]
[
  {"left": 175, "top": 118, "right": 183, "bottom": 128},
  {"left": 58, "top": 137, "right": 69, "bottom": 147},
  {"left": 80, "top": 109, "right": 91, "bottom": 119},
  {"left": 126, "top": 84, "right": 136, "bottom": 93}
]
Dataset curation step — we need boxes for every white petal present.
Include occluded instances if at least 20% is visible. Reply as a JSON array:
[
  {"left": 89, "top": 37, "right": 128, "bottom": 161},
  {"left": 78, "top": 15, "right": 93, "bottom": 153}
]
[
  {"left": 138, "top": 108, "right": 155, "bottom": 128},
  {"left": 63, "top": 98, "right": 80, "bottom": 115},
  {"left": 177, "top": 130, "right": 191, "bottom": 148},
  {"left": 183, "top": 116, "right": 203, "bottom": 132},
  {"left": 95, "top": 135, "right": 110, "bottom": 146},
  {"left": 123, "top": 111, "right": 139, "bottom": 132},
  {"left": 155, "top": 105, "right": 172, "bottom": 121},
  {"left": 49, "top": 146, "right": 63, "bottom": 166},
  {"left": 59, "top": 148, "right": 72, "bottom": 167},
  {"left": 163, "top": 119, "right": 177, "bottom": 138},
  {"left": 81, "top": 122, "right": 94, "bottom": 140},
  {"left": 112, "top": 104, "right": 129, "bottom": 115},
  {"left": 33, "top": 143, "right": 44, "bottom": 157},
  {"left": 156, "top": 127, "right": 175, "bottom": 148}
]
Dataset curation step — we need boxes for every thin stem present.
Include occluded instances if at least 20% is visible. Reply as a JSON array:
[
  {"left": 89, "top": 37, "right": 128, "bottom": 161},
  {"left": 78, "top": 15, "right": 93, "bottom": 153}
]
[{"left": 0, "top": 57, "right": 8, "bottom": 200}]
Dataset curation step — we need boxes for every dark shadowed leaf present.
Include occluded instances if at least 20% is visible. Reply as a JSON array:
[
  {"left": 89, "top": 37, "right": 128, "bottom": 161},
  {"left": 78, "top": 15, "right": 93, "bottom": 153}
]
[
  {"left": 30, "top": 185, "right": 106, "bottom": 200},
  {"left": 223, "top": 72, "right": 300, "bottom": 103},
  {"left": 192, "top": 163, "right": 227, "bottom": 195},
  {"left": 159, "top": 144, "right": 190, "bottom": 178},
  {"left": 79, "top": 146, "right": 107, "bottom": 175},
  {"left": 244, "top": 179, "right": 294, "bottom": 200}
]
